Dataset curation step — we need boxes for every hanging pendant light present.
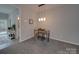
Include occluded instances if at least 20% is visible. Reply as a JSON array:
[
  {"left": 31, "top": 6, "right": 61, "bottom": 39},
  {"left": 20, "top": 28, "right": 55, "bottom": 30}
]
[
  {"left": 38, "top": 17, "right": 46, "bottom": 22},
  {"left": 38, "top": 4, "right": 46, "bottom": 22}
]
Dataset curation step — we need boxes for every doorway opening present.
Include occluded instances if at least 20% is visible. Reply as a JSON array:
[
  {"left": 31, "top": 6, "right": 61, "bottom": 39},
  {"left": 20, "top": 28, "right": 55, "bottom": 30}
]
[{"left": 0, "top": 5, "right": 20, "bottom": 50}]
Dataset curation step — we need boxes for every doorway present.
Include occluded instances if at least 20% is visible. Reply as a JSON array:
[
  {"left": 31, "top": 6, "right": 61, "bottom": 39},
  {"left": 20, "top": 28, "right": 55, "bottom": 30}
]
[{"left": 0, "top": 5, "right": 20, "bottom": 50}]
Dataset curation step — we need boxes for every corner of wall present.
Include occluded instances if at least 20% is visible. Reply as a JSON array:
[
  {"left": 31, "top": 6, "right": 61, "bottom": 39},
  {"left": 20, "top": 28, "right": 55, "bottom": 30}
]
[{"left": 19, "top": 35, "right": 33, "bottom": 42}]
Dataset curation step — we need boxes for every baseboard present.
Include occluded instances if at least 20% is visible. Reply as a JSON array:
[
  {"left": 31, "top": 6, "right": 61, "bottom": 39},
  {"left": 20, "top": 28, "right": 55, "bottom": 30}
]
[
  {"left": 19, "top": 35, "right": 79, "bottom": 46},
  {"left": 19, "top": 35, "right": 33, "bottom": 42},
  {"left": 50, "top": 37, "right": 79, "bottom": 46}
]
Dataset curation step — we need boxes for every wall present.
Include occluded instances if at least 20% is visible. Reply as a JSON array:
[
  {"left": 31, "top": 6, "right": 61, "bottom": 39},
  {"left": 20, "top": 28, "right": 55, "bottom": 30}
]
[
  {"left": 18, "top": 5, "right": 37, "bottom": 42},
  {"left": 0, "top": 20, "right": 7, "bottom": 32},
  {"left": 0, "top": 13, "right": 9, "bottom": 32},
  {"left": 0, "top": 5, "right": 19, "bottom": 29},
  {"left": 8, "top": 8, "right": 20, "bottom": 40},
  {"left": 37, "top": 5, "right": 79, "bottom": 45},
  {"left": 0, "top": 13, "right": 9, "bottom": 19},
  {"left": 9, "top": 8, "right": 18, "bottom": 26}
]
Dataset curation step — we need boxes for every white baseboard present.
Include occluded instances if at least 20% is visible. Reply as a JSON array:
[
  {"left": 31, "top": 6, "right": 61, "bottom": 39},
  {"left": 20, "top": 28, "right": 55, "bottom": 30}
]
[
  {"left": 19, "top": 35, "right": 79, "bottom": 45},
  {"left": 50, "top": 37, "right": 79, "bottom": 46},
  {"left": 19, "top": 35, "right": 33, "bottom": 42}
]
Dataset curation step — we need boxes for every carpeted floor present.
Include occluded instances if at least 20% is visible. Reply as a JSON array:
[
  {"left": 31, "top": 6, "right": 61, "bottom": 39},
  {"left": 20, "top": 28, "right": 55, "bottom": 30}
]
[{"left": 0, "top": 38, "right": 79, "bottom": 54}]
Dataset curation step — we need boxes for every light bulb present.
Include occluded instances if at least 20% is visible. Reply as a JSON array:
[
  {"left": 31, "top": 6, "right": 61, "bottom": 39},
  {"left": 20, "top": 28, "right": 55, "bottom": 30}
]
[
  {"left": 38, "top": 18, "right": 41, "bottom": 22},
  {"left": 43, "top": 17, "right": 46, "bottom": 21},
  {"left": 41, "top": 18, "right": 43, "bottom": 21}
]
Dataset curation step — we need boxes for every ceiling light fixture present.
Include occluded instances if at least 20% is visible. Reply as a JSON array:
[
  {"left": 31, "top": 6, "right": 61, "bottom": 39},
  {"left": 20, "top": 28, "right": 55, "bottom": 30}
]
[{"left": 38, "top": 4, "right": 46, "bottom": 22}]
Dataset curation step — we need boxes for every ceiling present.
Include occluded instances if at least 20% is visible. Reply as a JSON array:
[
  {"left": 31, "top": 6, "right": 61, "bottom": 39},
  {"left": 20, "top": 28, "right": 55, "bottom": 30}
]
[
  {"left": 22, "top": 4, "right": 63, "bottom": 12},
  {"left": 0, "top": 4, "right": 63, "bottom": 14},
  {"left": 0, "top": 5, "right": 18, "bottom": 14}
]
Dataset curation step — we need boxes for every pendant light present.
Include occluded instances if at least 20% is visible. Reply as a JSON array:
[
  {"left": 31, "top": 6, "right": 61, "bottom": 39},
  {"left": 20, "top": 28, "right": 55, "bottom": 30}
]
[{"left": 38, "top": 4, "right": 46, "bottom": 22}]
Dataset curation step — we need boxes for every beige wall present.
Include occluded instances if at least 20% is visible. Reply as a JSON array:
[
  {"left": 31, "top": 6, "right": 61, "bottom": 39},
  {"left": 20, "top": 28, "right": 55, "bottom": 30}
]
[
  {"left": 37, "top": 5, "right": 79, "bottom": 45},
  {"left": 18, "top": 5, "right": 37, "bottom": 42},
  {"left": 17, "top": 5, "right": 79, "bottom": 45}
]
